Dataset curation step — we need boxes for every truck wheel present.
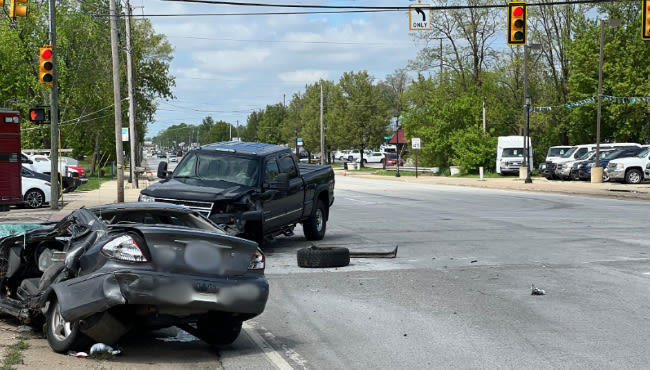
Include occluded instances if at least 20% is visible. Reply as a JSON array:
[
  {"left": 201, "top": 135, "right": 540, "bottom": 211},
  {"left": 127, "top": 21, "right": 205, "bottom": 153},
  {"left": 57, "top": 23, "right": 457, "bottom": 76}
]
[
  {"left": 297, "top": 246, "right": 349, "bottom": 268},
  {"left": 196, "top": 313, "right": 242, "bottom": 346},
  {"left": 625, "top": 169, "right": 642, "bottom": 184},
  {"left": 24, "top": 189, "right": 45, "bottom": 209},
  {"left": 303, "top": 200, "right": 327, "bottom": 241},
  {"left": 571, "top": 171, "right": 580, "bottom": 181},
  {"left": 46, "top": 298, "right": 92, "bottom": 353}
]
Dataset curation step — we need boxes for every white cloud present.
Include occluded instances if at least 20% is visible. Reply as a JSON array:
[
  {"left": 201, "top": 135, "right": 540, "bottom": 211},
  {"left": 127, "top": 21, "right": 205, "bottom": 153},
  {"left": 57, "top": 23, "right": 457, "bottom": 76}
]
[{"left": 138, "top": 0, "right": 426, "bottom": 136}]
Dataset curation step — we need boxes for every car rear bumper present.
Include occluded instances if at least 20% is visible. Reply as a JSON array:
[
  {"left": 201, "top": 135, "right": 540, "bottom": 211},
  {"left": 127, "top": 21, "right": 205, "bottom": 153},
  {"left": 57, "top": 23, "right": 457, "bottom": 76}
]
[{"left": 53, "top": 269, "right": 269, "bottom": 322}]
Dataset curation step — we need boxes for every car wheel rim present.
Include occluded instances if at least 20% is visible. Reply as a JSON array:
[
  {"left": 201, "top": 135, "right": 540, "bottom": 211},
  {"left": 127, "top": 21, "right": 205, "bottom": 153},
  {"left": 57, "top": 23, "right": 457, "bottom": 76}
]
[
  {"left": 315, "top": 208, "right": 323, "bottom": 232},
  {"left": 26, "top": 191, "right": 42, "bottom": 208},
  {"left": 51, "top": 303, "right": 72, "bottom": 342}
]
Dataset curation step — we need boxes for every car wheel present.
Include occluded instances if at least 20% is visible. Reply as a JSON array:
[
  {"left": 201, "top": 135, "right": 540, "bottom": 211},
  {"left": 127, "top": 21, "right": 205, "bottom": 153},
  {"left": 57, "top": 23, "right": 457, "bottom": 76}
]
[
  {"left": 303, "top": 200, "right": 327, "bottom": 241},
  {"left": 571, "top": 171, "right": 580, "bottom": 181},
  {"left": 625, "top": 169, "right": 642, "bottom": 184},
  {"left": 363, "top": 159, "right": 367, "bottom": 164},
  {"left": 46, "top": 298, "right": 91, "bottom": 353},
  {"left": 297, "top": 246, "right": 350, "bottom": 268},
  {"left": 24, "top": 189, "right": 45, "bottom": 209},
  {"left": 348, "top": 156, "right": 353, "bottom": 162},
  {"left": 195, "top": 313, "right": 242, "bottom": 345},
  {"left": 603, "top": 172, "right": 610, "bottom": 182}
]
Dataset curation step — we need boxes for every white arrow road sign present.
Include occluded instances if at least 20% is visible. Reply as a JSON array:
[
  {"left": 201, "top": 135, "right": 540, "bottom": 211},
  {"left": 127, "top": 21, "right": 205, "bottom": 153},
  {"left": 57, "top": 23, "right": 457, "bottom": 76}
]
[{"left": 409, "top": 4, "right": 432, "bottom": 30}]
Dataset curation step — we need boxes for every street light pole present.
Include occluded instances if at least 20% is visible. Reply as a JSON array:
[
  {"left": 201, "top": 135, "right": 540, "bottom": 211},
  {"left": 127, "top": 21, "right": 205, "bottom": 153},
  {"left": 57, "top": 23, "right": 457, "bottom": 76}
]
[
  {"left": 395, "top": 114, "right": 400, "bottom": 177},
  {"left": 592, "top": 18, "right": 620, "bottom": 183},
  {"left": 525, "top": 95, "right": 532, "bottom": 183}
]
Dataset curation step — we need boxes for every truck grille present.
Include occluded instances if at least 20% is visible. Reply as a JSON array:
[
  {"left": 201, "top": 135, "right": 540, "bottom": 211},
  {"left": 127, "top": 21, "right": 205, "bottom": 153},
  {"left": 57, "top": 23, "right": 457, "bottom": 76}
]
[{"left": 151, "top": 197, "right": 213, "bottom": 217}]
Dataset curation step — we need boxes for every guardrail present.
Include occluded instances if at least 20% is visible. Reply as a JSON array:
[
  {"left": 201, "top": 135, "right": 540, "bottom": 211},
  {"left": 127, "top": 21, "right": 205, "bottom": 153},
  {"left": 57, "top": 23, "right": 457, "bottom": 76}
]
[{"left": 383, "top": 166, "right": 439, "bottom": 173}]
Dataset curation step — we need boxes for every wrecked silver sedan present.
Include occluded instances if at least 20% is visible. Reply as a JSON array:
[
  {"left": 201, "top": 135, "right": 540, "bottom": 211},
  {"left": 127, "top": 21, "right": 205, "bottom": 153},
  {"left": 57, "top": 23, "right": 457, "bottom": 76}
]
[{"left": 0, "top": 202, "right": 269, "bottom": 353}]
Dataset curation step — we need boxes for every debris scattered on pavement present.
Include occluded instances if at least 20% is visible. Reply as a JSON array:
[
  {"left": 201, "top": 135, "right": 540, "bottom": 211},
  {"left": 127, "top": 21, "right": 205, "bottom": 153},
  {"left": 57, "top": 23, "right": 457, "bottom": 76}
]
[
  {"left": 531, "top": 284, "right": 546, "bottom": 295},
  {"left": 68, "top": 351, "right": 88, "bottom": 358},
  {"left": 90, "top": 343, "right": 121, "bottom": 356},
  {"left": 349, "top": 245, "right": 398, "bottom": 258},
  {"left": 16, "top": 325, "right": 31, "bottom": 332},
  {"left": 470, "top": 260, "right": 478, "bottom": 263}
]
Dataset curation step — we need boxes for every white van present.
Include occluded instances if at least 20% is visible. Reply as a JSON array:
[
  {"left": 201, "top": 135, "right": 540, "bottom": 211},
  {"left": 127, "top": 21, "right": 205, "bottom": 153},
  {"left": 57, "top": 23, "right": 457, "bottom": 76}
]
[{"left": 496, "top": 136, "right": 533, "bottom": 175}]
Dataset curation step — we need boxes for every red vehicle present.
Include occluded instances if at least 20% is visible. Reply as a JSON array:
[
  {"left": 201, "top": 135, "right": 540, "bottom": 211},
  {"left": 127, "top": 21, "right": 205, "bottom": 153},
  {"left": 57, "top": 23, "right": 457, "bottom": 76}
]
[
  {"left": 384, "top": 153, "right": 404, "bottom": 167},
  {"left": 0, "top": 109, "right": 22, "bottom": 211}
]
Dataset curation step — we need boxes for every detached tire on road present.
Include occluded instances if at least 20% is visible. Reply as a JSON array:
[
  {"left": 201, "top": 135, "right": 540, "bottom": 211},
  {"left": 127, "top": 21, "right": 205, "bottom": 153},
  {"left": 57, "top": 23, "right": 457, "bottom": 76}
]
[{"left": 297, "top": 246, "right": 350, "bottom": 268}]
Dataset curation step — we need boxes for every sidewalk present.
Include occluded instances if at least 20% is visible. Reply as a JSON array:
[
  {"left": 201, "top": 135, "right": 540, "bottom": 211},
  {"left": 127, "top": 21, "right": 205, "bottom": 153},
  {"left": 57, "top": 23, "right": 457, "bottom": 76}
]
[
  {"left": 337, "top": 168, "right": 650, "bottom": 201},
  {"left": 0, "top": 177, "right": 151, "bottom": 223}
]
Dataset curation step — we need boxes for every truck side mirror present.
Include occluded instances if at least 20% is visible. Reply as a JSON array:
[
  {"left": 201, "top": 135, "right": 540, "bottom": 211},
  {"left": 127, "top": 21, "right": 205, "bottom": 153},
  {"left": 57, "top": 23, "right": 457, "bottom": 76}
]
[
  {"left": 157, "top": 161, "right": 169, "bottom": 179},
  {"left": 268, "top": 172, "right": 289, "bottom": 192}
]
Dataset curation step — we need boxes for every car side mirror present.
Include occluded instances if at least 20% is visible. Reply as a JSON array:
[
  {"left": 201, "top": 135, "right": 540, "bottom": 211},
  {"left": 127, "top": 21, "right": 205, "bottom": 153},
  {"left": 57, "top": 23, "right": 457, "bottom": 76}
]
[
  {"left": 157, "top": 161, "right": 169, "bottom": 179},
  {"left": 267, "top": 172, "right": 289, "bottom": 192}
]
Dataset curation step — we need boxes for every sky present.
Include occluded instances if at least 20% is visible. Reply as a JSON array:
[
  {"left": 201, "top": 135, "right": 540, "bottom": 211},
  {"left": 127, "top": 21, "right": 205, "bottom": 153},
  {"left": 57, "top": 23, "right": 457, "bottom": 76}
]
[{"left": 134, "top": 0, "right": 429, "bottom": 138}]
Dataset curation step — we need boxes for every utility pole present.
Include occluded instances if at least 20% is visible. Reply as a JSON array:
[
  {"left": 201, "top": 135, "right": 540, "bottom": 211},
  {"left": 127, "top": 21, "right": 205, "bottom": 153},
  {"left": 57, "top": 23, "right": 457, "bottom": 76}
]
[
  {"left": 482, "top": 96, "right": 486, "bottom": 133},
  {"left": 48, "top": 0, "right": 60, "bottom": 210},
  {"left": 125, "top": 0, "right": 138, "bottom": 188},
  {"left": 110, "top": 0, "right": 124, "bottom": 202},
  {"left": 320, "top": 83, "right": 324, "bottom": 165}
]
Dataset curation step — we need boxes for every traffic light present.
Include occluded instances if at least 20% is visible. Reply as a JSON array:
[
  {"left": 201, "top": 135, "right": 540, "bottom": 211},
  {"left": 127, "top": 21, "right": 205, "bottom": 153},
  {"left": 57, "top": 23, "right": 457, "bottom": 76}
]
[
  {"left": 9, "top": 0, "right": 27, "bottom": 18},
  {"left": 39, "top": 45, "right": 53, "bottom": 88},
  {"left": 641, "top": 0, "right": 650, "bottom": 40},
  {"left": 507, "top": 1, "right": 527, "bottom": 45},
  {"left": 28, "top": 108, "right": 46, "bottom": 123}
]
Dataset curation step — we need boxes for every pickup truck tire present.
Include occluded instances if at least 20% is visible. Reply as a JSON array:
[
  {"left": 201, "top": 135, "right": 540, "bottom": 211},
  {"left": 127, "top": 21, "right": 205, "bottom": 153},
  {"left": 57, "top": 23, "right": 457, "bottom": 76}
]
[
  {"left": 625, "top": 169, "right": 642, "bottom": 184},
  {"left": 297, "top": 246, "right": 350, "bottom": 268},
  {"left": 303, "top": 200, "right": 327, "bottom": 241}
]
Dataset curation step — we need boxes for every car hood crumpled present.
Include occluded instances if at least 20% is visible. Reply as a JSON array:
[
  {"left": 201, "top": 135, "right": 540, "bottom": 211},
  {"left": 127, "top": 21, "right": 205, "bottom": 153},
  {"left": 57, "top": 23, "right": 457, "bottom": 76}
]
[{"left": 141, "top": 178, "right": 254, "bottom": 202}]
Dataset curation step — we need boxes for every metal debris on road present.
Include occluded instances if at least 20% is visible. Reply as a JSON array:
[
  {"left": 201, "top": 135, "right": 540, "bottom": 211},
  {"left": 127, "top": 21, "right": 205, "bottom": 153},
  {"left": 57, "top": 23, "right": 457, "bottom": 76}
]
[
  {"left": 349, "top": 245, "right": 398, "bottom": 258},
  {"left": 531, "top": 284, "right": 546, "bottom": 295},
  {"left": 90, "top": 343, "right": 122, "bottom": 356}
]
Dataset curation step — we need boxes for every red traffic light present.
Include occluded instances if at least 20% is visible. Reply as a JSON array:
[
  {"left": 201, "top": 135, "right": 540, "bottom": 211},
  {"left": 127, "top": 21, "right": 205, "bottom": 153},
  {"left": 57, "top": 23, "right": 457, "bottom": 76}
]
[
  {"left": 41, "top": 48, "right": 52, "bottom": 59},
  {"left": 513, "top": 6, "right": 524, "bottom": 17}
]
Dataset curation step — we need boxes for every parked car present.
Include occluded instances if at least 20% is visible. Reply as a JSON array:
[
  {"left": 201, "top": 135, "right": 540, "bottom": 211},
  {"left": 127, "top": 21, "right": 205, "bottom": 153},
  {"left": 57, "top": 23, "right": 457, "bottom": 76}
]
[
  {"left": 357, "top": 152, "right": 385, "bottom": 164},
  {"left": 545, "top": 143, "right": 641, "bottom": 180},
  {"left": 334, "top": 150, "right": 350, "bottom": 160},
  {"left": 539, "top": 146, "right": 572, "bottom": 179},
  {"left": 607, "top": 148, "right": 650, "bottom": 184},
  {"left": 384, "top": 153, "right": 404, "bottom": 167},
  {"left": 0, "top": 202, "right": 269, "bottom": 353},
  {"left": 567, "top": 149, "right": 614, "bottom": 180},
  {"left": 577, "top": 147, "right": 645, "bottom": 181},
  {"left": 21, "top": 170, "right": 52, "bottom": 208}
]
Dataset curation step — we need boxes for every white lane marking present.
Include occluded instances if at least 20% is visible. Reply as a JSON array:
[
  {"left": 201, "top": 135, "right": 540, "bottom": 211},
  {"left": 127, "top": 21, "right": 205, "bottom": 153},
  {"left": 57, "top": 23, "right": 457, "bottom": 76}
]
[
  {"left": 243, "top": 322, "right": 296, "bottom": 370},
  {"left": 642, "top": 272, "right": 650, "bottom": 275}
]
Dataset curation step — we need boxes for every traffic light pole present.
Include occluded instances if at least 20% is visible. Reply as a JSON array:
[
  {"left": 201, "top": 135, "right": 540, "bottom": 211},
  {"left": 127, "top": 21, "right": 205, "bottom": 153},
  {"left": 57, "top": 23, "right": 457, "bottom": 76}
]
[
  {"left": 110, "top": 0, "right": 125, "bottom": 202},
  {"left": 48, "top": 0, "right": 60, "bottom": 210}
]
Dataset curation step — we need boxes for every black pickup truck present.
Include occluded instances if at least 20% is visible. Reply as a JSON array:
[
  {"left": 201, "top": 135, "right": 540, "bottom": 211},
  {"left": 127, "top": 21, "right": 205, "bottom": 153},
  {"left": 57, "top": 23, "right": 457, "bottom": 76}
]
[{"left": 139, "top": 141, "right": 335, "bottom": 245}]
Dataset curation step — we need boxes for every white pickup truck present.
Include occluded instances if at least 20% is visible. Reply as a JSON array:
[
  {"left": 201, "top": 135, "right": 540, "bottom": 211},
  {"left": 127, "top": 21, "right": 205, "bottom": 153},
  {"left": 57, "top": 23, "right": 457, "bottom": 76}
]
[{"left": 605, "top": 148, "right": 650, "bottom": 184}]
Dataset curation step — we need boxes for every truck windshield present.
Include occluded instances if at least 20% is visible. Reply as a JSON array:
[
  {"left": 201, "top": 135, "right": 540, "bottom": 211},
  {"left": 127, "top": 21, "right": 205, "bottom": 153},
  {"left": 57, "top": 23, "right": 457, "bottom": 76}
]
[
  {"left": 501, "top": 148, "right": 523, "bottom": 157},
  {"left": 561, "top": 147, "right": 577, "bottom": 158},
  {"left": 174, "top": 152, "right": 259, "bottom": 187}
]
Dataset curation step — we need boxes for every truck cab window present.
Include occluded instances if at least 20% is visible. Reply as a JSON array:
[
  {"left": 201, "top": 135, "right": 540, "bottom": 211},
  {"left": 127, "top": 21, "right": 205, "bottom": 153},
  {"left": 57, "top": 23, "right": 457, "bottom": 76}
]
[
  {"left": 265, "top": 160, "right": 280, "bottom": 183},
  {"left": 278, "top": 156, "right": 297, "bottom": 179}
]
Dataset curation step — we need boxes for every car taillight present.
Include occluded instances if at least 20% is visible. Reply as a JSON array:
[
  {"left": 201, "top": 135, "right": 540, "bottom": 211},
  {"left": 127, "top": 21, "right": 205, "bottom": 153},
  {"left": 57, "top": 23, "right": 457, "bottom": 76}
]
[
  {"left": 101, "top": 235, "right": 149, "bottom": 262},
  {"left": 248, "top": 249, "right": 265, "bottom": 271}
]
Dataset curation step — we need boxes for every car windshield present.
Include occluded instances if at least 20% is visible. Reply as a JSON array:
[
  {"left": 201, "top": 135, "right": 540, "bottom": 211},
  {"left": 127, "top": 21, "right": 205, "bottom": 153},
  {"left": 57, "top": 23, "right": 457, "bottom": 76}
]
[
  {"left": 637, "top": 149, "right": 650, "bottom": 158},
  {"left": 548, "top": 147, "right": 569, "bottom": 156},
  {"left": 502, "top": 148, "right": 523, "bottom": 157},
  {"left": 604, "top": 150, "right": 626, "bottom": 160},
  {"left": 578, "top": 151, "right": 595, "bottom": 160},
  {"left": 561, "top": 147, "right": 577, "bottom": 158},
  {"left": 174, "top": 152, "right": 259, "bottom": 187}
]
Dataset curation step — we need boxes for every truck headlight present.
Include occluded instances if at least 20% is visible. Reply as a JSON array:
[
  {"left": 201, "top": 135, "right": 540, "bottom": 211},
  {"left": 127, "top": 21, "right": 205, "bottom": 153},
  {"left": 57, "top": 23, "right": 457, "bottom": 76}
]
[{"left": 139, "top": 193, "right": 155, "bottom": 202}]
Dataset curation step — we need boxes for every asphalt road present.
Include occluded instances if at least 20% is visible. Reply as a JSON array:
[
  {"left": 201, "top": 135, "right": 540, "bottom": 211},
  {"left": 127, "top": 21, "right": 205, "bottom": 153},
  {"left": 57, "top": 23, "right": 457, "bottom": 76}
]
[
  {"left": 7, "top": 171, "right": 650, "bottom": 369},
  {"left": 223, "top": 175, "right": 650, "bottom": 369}
]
